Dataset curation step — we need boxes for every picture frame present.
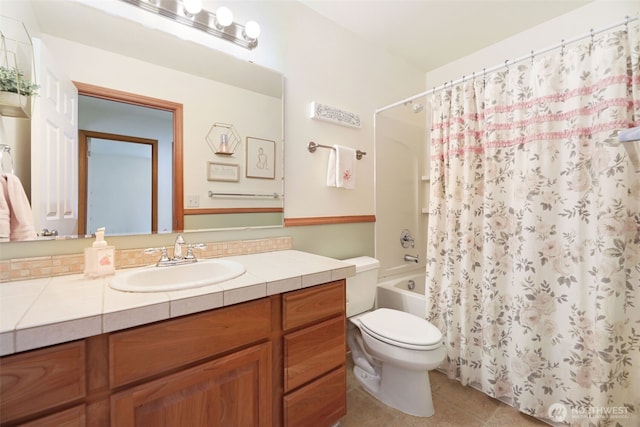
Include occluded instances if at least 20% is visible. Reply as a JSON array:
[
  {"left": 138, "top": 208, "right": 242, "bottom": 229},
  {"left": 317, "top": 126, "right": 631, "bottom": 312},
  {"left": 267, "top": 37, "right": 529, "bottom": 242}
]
[
  {"left": 246, "top": 137, "right": 275, "bottom": 179},
  {"left": 207, "top": 162, "right": 240, "bottom": 182}
]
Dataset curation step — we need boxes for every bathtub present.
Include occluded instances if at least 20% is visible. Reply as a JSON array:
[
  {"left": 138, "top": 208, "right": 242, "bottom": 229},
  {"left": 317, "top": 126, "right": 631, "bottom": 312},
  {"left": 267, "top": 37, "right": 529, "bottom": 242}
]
[{"left": 375, "top": 273, "right": 426, "bottom": 318}]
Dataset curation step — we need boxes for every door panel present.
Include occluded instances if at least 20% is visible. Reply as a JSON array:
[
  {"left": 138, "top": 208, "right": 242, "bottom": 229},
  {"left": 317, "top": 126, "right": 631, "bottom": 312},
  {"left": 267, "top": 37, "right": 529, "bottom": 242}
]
[{"left": 31, "top": 38, "right": 78, "bottom": 237}]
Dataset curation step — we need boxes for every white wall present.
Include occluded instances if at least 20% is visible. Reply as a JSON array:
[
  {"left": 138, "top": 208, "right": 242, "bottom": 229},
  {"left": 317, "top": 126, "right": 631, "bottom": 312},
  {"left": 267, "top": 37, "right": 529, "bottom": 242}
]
[
  {"left": 426, "top": 1, "right": 640, "bottom": 92},
  {"left": 269, "top": 1, "right": 426, "bottom": 219}
]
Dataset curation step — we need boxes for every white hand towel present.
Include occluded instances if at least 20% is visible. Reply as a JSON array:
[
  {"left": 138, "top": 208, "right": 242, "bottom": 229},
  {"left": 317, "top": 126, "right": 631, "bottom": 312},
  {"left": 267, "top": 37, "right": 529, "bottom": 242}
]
[
  {"left": 326, "top": 145, "right": 356, "bottom": 189},
  {"left": 2, "top": 174, "right": 37, "bottom": 241}
]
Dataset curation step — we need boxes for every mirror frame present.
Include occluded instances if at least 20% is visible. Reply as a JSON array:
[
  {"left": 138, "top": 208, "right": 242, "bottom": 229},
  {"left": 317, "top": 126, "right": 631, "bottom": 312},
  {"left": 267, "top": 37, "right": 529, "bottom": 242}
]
[{"left": 73, "top": 81, "right": 185, "bottom": 233}]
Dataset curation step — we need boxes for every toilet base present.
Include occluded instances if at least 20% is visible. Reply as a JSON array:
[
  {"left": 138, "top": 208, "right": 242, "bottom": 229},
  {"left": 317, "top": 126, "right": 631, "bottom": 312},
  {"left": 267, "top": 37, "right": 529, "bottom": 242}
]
[
  {"left": 353, "top": 365, "right": 381, "bottom": 393},
  {"left": 353, "top": 363, "right": 435, "bottom": 417}
]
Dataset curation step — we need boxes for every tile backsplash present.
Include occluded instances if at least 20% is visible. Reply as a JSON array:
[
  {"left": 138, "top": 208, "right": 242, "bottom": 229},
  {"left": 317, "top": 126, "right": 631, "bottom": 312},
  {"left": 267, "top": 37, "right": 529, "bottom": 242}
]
[{"left": 0, "top": 236, "right": 292, "bottom": 283}]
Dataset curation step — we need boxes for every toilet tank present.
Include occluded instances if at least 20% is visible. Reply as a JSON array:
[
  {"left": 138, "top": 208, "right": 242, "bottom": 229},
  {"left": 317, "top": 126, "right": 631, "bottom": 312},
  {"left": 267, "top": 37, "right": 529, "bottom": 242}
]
[{"left": 343, "top": 256, "right": 380, "bottom": 317}]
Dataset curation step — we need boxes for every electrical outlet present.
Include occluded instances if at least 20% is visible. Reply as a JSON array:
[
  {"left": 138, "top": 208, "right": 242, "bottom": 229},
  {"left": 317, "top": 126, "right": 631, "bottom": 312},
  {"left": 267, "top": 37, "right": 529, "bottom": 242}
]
[{"left": 186, "top": 195, "right": 199, "bottom": 208}]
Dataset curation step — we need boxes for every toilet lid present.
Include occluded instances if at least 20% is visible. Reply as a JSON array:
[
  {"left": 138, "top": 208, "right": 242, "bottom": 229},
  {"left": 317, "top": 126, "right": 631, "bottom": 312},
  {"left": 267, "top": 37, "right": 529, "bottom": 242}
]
[{"left": 359, "top": 308, "right": 442, "bottom": 350}]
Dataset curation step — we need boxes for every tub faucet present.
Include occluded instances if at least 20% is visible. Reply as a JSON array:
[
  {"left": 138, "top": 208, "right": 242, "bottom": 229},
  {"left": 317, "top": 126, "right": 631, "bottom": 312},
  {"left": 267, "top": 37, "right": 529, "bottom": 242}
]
[{"left": 404, "top": 254, "right": 419, "bottom": 263}]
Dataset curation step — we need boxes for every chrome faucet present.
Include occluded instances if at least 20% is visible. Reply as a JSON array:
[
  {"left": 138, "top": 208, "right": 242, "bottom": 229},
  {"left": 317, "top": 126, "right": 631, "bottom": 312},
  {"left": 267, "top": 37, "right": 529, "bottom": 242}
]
[
  {"left": 404, "top": 254, "right": 419, "bottom": 263},
  {"left": 144, "top": 234, "right": 206, "bottom": 267},
  {"left": 174, "top": 234, "right": 185, "bottom": 260},
  {"left": 400, "top": 229, "right": 415, "bottom": 248}
]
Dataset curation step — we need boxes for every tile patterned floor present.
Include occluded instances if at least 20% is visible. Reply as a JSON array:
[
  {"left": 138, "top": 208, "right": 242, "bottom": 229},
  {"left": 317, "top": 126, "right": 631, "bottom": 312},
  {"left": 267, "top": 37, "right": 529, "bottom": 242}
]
[{"left": 341, "top": 358, "right": 549, "bottom": 427}]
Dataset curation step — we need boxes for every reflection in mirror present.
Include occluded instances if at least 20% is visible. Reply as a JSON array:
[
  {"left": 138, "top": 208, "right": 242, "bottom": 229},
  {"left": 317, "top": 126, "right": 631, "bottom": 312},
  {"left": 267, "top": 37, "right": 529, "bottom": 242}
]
[
  {"left": 3, "top": 0, "right": 284, "bottom": 243},
  {"left": 78, "top": 95, "right": 174, "bottom": 236}
]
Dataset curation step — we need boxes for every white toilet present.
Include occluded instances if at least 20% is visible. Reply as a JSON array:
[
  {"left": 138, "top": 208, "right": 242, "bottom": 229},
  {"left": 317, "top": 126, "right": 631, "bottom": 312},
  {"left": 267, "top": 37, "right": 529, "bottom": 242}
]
[{"left": 344, "top": 256, "right": 446, "bottom": 417}]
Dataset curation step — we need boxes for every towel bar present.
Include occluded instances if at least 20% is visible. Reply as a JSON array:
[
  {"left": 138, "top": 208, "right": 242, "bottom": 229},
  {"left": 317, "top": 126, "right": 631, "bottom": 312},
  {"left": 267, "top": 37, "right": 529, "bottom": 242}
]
[
  {"left": 308, "top": 141, "right": 366, "bottom": 160},
  {"left": 208, "top": 191, "right": 281, "bottom": 199}
]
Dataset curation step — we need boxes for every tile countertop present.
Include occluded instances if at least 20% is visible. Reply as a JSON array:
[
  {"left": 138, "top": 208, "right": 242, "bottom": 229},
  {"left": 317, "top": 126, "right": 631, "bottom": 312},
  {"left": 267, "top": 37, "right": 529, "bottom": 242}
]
[{"left": 0, "top": 250, "right": 356, "bottom": 356}]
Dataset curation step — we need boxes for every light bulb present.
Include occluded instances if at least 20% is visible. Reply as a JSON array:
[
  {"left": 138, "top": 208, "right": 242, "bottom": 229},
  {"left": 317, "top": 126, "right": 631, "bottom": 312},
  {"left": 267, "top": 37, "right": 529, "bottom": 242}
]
[
  {"left": 215, "top": 6, "right": 233, "bottom": 28},
  {"left": 183, "top": 0, "right": 202, "bottom": 15},
  {"left": 243, "top": 20, "right": 261, "bottom": 41}
]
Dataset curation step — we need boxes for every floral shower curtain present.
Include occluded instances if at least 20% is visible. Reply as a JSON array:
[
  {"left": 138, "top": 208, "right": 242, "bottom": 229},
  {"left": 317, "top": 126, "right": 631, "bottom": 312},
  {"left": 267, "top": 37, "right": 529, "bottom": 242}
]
[{"left": 426, "top": 24, "right": 640, "bottom": 426}]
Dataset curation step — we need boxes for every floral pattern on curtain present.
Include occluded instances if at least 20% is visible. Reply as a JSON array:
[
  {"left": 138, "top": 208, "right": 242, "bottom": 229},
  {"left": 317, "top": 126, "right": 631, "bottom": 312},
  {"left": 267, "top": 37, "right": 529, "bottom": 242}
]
[{"left": 426, "top": 25, "right": 640, "bottom": 426}]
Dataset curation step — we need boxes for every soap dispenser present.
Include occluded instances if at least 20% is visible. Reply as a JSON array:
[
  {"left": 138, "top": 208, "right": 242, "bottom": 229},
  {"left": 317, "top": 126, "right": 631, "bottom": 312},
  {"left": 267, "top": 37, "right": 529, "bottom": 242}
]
[{"left": 84, "top": 227, "right": 115, "bottom": 278}]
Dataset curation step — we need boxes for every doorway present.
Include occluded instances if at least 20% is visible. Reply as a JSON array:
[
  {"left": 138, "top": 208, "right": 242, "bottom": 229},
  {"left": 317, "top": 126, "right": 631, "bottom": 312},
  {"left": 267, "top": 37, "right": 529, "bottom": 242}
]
[
  {"left": 74, "top": 82, "right": 184, "bottom": 234},
  {"left": 78, "top": 131, "right": 158, "bottom": 235}
]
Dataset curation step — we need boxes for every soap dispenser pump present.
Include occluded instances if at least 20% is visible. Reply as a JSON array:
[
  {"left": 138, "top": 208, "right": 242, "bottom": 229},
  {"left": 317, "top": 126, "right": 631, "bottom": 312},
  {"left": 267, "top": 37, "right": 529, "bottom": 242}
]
[{"left": 84, "top": 227, "right": 115, "bottom": 278}]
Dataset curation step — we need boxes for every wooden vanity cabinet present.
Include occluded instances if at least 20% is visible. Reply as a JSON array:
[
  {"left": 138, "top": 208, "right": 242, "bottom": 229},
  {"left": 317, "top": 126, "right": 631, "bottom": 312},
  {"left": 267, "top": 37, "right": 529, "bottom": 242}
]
[
  {"left": 0, "top": 280, "right": 348, "bottom": 427},
  {"left": 282, "top": 280, "right": 347, "bottom": 427}
]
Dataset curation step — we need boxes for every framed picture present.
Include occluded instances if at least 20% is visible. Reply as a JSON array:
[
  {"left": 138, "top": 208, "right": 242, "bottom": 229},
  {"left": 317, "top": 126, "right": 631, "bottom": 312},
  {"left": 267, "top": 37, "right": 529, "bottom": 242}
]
[
  {"left": 246, "top": 137, "right": 275, "bottom": 179},
  {"left": 207, "top": 162, "right": 240, "bottom": 182}
]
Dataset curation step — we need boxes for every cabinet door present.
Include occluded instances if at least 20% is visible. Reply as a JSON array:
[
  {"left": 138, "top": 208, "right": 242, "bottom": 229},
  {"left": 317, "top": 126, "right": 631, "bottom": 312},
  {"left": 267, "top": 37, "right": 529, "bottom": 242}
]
[
  {"left": 0, "top": 341, "right": 86, "bottom": 424},
  {"left": 19, "top": 405, "right": 86, "bottom": 427},
  {"left": 111, "top": 342, "right": 272, "bottom": 427}
]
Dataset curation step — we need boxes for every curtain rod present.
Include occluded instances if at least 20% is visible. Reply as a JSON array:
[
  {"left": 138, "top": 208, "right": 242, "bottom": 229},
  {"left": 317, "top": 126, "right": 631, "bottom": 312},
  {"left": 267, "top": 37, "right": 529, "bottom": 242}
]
[{"left": 376, "top": 15, "right": 638, "bottom": 114}]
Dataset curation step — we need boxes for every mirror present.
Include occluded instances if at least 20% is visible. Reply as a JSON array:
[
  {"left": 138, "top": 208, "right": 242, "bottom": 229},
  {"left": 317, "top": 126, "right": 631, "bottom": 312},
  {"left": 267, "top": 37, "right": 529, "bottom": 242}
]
[{"left": 4, "top": 0, "right": 284, "bottom": 240}]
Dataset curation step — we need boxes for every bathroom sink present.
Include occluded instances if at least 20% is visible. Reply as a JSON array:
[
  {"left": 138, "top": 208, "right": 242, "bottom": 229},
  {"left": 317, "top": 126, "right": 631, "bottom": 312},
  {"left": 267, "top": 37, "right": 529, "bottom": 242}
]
[{"left": 109, "top": 259, "right": 246, "bottom": 292}]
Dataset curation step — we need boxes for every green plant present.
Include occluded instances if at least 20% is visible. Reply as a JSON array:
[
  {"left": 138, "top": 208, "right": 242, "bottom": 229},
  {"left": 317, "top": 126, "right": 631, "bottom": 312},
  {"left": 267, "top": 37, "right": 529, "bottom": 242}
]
[{"left": 0, "top": 66, "right": 39, "bottom": 96}]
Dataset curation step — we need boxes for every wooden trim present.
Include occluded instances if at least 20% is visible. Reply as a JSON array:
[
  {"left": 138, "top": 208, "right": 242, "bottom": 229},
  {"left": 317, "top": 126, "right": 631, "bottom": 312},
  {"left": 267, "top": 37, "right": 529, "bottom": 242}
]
[
  {"left": 74, "top": 82, "right": 184, "bottom": 231},
  {"left": 185, "top": 207, "right": 284, "bottom": 215},
  {"left": 283, "top": 215, "right": 375, "bottom": 227},
  {"left": 74, "top": 82, "right": 176, "bottom": 110}
]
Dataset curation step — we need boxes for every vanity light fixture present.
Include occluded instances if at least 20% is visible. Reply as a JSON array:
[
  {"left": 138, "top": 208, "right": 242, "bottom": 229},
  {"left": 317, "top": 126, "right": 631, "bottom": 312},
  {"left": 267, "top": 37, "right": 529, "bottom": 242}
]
[
  {"left": 182, "top": 0, "right": 202, "bottom": 17},
  {"left": 243, "top": 20, "right": 261, "bottom": 42},
  {"left": 214, "top": 6, "right": 233, "bottom": 29},
  {"left": 120, "top": 0, "right": 261, "bottom": 50}
]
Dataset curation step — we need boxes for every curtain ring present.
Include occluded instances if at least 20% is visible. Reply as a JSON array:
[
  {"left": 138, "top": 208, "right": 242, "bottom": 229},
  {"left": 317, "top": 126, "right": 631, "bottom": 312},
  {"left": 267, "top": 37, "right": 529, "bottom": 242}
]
[
  {"left": 530, "top": 50, "right": 535, "bottom": 66},
  {"left": 560, "top": 39, "right": 565, "bottom": 56},
  {"left": 504, "top": 59, "right": 510, "bottom": 69}
]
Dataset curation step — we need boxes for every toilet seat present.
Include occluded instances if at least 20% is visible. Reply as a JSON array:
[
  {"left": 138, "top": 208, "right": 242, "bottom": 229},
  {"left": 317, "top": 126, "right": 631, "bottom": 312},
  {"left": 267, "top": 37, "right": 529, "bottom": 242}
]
[{"left": 358, "top": 308, "right": 442, "bottom": 350}]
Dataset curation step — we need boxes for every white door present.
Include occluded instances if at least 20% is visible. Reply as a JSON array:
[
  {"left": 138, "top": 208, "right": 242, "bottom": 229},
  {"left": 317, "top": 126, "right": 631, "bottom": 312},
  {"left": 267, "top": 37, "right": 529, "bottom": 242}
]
[{"left": 31, "top": 38, "right": 78, "bottom": 237}]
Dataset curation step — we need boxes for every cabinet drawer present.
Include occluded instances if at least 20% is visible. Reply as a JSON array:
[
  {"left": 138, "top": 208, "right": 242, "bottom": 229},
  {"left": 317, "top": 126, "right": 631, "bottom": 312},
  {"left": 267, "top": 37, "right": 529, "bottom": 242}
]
[
  {"left": 284, "top": 366, "right": 346, "bottom": 427},
  {"left": 284, "top": 316, "right": 345, "bottom": 392},
  {"left": 282, "top": 281, "right": 345, "bottom": 331},
  {"left": 0, "top": 341, "right": 86, "bottom": 424},
  {"left": 109, "top": 297, "right": 272, "bottom": 388}
]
